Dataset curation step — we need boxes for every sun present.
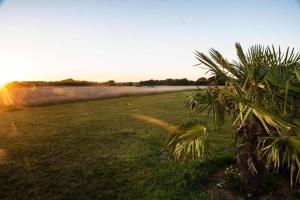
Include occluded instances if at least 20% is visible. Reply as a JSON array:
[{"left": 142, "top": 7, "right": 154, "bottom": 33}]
[
  {"left": 0, "top": 76, "right": 10, "bottom": 88},
  {"left": 0, "top": 81, "right": 7, "bottom": 88}
]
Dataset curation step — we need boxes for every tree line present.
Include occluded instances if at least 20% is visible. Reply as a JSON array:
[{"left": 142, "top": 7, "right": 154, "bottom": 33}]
[
  {"left": 6, "top": 76, "right": 225, "bottom": 87},
  {"left": 6, "top": 79, "right": 117, "bottom": 87},
  {"left": 139, "top": 77, "right": 225, "bottom": 86}
]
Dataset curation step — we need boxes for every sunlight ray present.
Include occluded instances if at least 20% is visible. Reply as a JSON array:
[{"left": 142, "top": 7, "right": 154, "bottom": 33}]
[
  {"left": 0, "top": 86, "right": 14, "bottom": 107},
  {"left": 0, "top": 149, "right": 7, "bottom": 163},
  {"left": 132, "top": 114, "right": 178, "bottom": 134}
]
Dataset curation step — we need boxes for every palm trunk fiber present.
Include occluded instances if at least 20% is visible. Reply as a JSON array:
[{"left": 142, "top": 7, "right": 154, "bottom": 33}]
[{"left": 236, "top": 119, "right": 266, "bottom": 196}]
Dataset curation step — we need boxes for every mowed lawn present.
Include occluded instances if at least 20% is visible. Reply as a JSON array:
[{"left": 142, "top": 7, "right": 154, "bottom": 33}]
[{"left": 0, "top": 91, "right": 235, "bottom": 200}]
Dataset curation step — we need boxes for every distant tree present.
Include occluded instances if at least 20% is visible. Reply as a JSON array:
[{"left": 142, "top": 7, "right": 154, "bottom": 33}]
[
  {"left": 196, "top": 77, "right": 209, "bottom": 85},
  {"left": 139, "top": 78, "right": 196, "bottom": 86},
  {"left": 207, "top": 75, "right": 225, "bottom": 85},
  {"left": 105, "top": 80, "right": 116, "bottom": 86}
]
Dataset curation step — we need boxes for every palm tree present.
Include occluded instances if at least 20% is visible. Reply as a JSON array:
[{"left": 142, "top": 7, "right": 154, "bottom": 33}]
[{"left": 165, "top": 43, "right": 300, "bottom": 194}]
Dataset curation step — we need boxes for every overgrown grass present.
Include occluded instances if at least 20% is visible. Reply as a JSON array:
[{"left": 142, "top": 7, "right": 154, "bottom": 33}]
[{"left": 0, "top": 91, "right": 234, "bottom": 200}]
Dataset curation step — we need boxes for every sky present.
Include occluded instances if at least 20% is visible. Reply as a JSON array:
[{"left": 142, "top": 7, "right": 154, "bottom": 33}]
[{"left": 0, "top": 0, "right": 300, "bottom": 83}]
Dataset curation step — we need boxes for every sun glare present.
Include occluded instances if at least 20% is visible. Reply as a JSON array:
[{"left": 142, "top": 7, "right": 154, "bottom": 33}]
[
  {"left": 0, "top": 81, "right": 8, "bottom": 88},
  {"left": 0, "top": 75, "right": 11, "bottom": 88}
]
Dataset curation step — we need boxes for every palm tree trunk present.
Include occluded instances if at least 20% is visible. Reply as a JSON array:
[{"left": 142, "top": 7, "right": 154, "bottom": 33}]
[
  {"left": 295, "top": 95, "right": 300, "bottom": 117},
  {"left": 236, "top": 119, "right": 266, "bottom": 195}
]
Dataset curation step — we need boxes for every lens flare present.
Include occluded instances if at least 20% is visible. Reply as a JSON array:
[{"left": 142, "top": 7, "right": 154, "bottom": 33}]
[
  {"left": 132, "top": 114, "right": 178, "bottom": 134},
  {"left": 0, "top": 149, "right": 7, "bottom": 163},
  {"left": 0, "top": 86, "right": 14, "bottom": 107}
]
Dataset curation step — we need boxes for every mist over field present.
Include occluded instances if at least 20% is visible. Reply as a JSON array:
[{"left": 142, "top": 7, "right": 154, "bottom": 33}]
[{"left": 0, "top": 86, "right": 198, "bottom": 108}]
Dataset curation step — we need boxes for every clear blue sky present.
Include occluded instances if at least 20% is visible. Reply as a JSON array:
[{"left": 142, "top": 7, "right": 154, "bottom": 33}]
[{"left": 0, "top": 0, "right": 300, "bottom": 82}]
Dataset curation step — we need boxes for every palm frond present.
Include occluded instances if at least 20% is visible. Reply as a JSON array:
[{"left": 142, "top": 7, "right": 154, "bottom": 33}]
[
  {"left": 165, "top": 125, "right": 209, "bottom": 160},
  {"left": 258, "top": 136, "right": 300, "bottom": 185}
]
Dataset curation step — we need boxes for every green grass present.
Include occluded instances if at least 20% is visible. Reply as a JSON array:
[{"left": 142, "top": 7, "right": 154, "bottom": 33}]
[{"left": 0, "top": 91, "right": 234, "bottom": 200}]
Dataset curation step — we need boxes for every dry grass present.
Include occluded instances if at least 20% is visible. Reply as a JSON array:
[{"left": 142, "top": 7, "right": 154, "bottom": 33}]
[{"left": 0, "top": 86, "right": 198, "bottom": 108}]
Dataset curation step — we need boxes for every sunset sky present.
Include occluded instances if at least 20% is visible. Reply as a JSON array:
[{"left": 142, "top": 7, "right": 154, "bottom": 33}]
[{"left": 1, "top": 0, "right": 300, "bottom": 83}]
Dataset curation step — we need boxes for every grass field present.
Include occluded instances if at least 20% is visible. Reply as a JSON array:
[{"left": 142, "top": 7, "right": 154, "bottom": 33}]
[{"left": 0, "top": 91, "right": 234, "bottom": 200}]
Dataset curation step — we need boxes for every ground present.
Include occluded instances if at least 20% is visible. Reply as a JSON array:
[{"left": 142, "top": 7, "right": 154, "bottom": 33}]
[{"left": 0, "top": 91, "right": 235, "bottom": 200}]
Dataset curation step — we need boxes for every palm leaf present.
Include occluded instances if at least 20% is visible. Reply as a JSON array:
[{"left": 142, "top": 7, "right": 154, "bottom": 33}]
[
  {"left": 165, "top": 125, "right": 209, "bottom": 160},
  {"left": 258, "top": 136, "right": 300, "bottom": 185}
]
